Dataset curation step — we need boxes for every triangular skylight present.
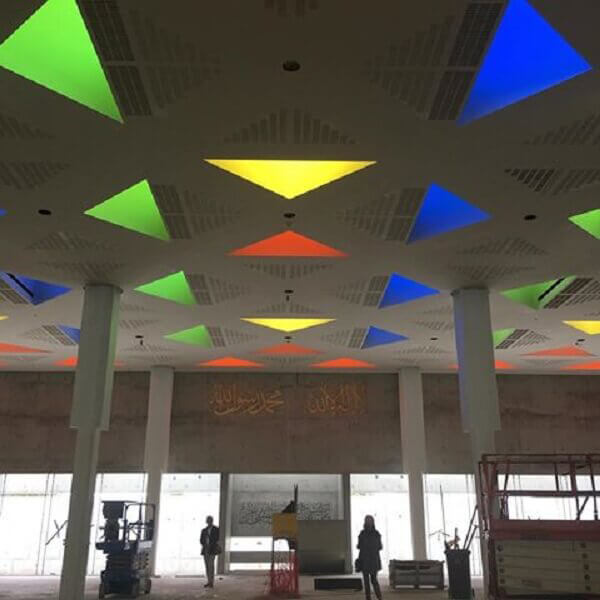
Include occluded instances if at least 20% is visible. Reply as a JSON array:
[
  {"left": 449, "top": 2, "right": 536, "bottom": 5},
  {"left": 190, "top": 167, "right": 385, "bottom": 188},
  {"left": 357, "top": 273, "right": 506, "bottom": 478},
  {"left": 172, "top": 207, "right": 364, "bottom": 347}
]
[
  {"left": 0, "top": 272, "right": 71, "bottom": 305},
  {"left": 165, "top": 325, "right": 212, "bottom": 347},
  {"left": 502, "top": 277, "right": 575, "bottom": 310},
  {"left": 379, "top": 274, "right": 439, "bottom": 308},
  {"left": 199, "top": 357, "right": 263, "bottom": 368},
  {"left": 407, "top": 183, "right": 490, "bottom": 243},
  {"left": 563, "top": 321, "right": 600, "bottom": 335},
  {"left": 230, "top": 230, "right": 347, "bottom": 257},
  {"left": 241, "top": 318, "right": 335, "bottom": 333},
  {"left": 85, "top": 180, "right": 169, "bottom": 241},
  {"left": 493, "top": 328, "right": 515, "bottom": 348},
  {"left": 525, "top": 345, "right": 593, "bottom": 358},
  {"left": 0, "top": 209, "right": 5, "bottom": 217},
  {"left": 0, "top": 0, "right": 122, "bottom": 122},
  {"left": 458, "top": 0, "right": 591, "bottom": 124},
  {"left": 562, "top": 360, "right": 600, "bottom": 371},
  {"left": 135, "top": 271, "right": 196, "bottom": 305},
  {"left": 569, "top": 208, "right": 600, "bottom": 240},
  {"left": 204, "top": 159, "right": 375, "bottom": 199},
  {"left": 312, "top": 357, "right": 375, "bottom": 369},
  {"left": 0, "top": 342, "right": 48, "bottom": 354},
  {"left": 257, "top": 343, "right": 320, "bottom": 356},
  {"left": 58, "top": 325, "right": 81, "bottom": 344},
  {"left": 361, "top": 326, "right": 408, "bottom": 349}
]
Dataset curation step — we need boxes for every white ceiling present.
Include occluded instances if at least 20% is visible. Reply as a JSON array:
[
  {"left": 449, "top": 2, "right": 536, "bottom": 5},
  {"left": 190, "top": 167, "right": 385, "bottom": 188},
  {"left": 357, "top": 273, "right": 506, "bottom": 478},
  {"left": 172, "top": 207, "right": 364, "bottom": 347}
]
[{"left": 0, "top": 0, "right": 599, "bottom": 372}]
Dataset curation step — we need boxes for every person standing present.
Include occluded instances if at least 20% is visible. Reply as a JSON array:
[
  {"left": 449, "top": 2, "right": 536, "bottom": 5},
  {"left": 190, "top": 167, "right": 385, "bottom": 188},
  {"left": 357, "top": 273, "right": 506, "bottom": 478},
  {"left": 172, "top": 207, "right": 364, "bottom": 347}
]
[
  {"left": 200, "top": 515, "right": 220, "bottom": 588},
  {"left": 356, "top": 515, "right": 383, "bottom": 600}
]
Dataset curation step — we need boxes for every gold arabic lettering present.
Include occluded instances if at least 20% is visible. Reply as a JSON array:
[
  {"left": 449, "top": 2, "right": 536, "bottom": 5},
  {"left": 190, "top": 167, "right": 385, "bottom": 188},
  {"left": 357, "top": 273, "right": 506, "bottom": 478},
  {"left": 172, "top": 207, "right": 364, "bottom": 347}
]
[
  {"left": 209, "top": 384, "right": 284, "bottom": 416},
  {"left": 306, "top": 382, "right": 366, "bottom": 416}
]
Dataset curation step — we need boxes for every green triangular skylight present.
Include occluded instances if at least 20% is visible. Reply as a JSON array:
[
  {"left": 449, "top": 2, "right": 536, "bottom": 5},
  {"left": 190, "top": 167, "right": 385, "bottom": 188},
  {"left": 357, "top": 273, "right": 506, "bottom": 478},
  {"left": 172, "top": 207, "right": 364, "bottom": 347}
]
[
  {"left": 502, "top": 277, "right": 575, "bottom": 310},
  {"left": 135, "top": 271, "right": 196, "bottom": 305},
  {"left": 165, "top": 325, "right": 212, "bottom": 347},
  {"left": 493, "top": 329, "right": 515, "bottom": 348},
  {"left": 85, "top": 180, "right": 169, "bottom": 241},
  {"left": 0, "top": 0, "right": 122, "bottom": 122},
  {"left": 569, "top": 208, "right": 600, "bottom": 240}
]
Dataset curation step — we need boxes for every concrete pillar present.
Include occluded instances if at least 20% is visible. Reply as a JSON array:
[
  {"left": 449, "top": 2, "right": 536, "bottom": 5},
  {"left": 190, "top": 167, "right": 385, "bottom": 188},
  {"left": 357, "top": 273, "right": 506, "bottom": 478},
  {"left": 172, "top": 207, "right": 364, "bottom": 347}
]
[
  {"left": 398, "top": 368, "right": 428, "bottom": 561},
  {"left": 341, "top": 473, "right": 353, "bottom": 574},
  {"left": 59, "top": 284, "right": 121, "bottom": 600},
  {"left": 143, "top": 366, "right": 175, "bottom": 575},
  {"left": 217, "top": 473, "right": 232, "bottom": 575},
  {"left": 452, "top": 288, "right": 501, "bottom": 595}
]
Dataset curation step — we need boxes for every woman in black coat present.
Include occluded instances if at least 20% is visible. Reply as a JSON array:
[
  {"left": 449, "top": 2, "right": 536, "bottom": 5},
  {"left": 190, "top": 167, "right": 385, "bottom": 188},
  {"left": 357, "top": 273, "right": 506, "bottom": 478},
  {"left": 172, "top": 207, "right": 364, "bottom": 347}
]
[{"left": 356, "top": 515, "right": 383, "bottom": 600}]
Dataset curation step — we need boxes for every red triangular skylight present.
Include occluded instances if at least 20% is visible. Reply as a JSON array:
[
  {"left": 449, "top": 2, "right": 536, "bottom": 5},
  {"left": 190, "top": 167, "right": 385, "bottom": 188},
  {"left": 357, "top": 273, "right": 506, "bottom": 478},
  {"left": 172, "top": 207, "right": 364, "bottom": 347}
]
[
  {"left": 562, "top": 360, "right": 600, "bottom": 371},
  {"left": 525, "top": 345, "right": 593, "bottom": 357},
  {"left": 199, "top": 357, "right": 263, "bottom": 368},
  {"left": 258, "top": 343, "right": 320, "bottom": 356},
  {"left": 229, "top": 230, "right": 347, "bottom": 257},
  {"left": 312, "top": 357, "right": 374, "bottom": 368},
  {"left": 0, "top": 342, "right": 47, "bottom": 354}
]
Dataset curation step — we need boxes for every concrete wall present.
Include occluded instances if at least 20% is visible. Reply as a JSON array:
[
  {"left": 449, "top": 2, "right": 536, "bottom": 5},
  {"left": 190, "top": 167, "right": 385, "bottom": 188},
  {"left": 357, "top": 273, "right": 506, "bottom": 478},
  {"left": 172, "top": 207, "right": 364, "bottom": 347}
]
[{"left": 1, "top": 371, "right": 600, "bottom": 474}]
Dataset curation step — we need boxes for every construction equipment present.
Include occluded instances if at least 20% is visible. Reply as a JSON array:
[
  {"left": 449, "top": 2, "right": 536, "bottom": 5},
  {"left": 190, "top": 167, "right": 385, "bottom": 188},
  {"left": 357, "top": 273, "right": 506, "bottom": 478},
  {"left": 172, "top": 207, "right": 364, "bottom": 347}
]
[
  {"left": 479, "top": 454, "right": 600, "bottom": 598},
  {"left": 95, "top": 501, "right": 155, "bottom": 598}
]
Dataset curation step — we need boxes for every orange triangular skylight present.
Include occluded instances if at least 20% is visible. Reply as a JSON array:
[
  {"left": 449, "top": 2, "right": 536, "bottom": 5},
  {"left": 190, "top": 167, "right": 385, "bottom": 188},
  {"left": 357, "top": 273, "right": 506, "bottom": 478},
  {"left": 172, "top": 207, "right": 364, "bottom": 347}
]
[
  {"left": 563, "top": 360, "right": 600, "bottom": 371},
  {"left": 0, "top": 342, "right": 47, "bottom": 354},
  {"left": 525, "top": 345, "right": 593, "bottom": 357},
  {"left": 229, "top": 230, "right": 347, "bottom": 257},
  {"left": 54, "top": 356, "right": 125, "bottom": 367},
  {"left": 258, "top": 343, "right": 320, "bottom": 356},
  {"left": 312, "top": 357, "right": 375, "bottom": 368},
  {"left": 199, "top": 357, "right": 263, "bottom": 368}
]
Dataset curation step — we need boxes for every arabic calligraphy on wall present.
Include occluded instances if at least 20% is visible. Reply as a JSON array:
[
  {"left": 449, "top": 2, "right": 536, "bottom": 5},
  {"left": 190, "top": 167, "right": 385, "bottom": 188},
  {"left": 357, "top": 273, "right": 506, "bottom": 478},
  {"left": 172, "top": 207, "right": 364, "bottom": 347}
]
[
  {"left": 305, "top": 382, "right": 367, "bottom": 417},
  {"left": 208, "top": 383, "right": 284, "bottom": 416}
]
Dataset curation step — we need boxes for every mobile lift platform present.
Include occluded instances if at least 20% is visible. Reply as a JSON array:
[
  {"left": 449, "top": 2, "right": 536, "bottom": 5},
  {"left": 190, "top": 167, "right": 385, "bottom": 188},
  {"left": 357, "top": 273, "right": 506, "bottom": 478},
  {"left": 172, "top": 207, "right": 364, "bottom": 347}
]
[{"left": 95, "top": 501, "right": 155, "bottom": 598}]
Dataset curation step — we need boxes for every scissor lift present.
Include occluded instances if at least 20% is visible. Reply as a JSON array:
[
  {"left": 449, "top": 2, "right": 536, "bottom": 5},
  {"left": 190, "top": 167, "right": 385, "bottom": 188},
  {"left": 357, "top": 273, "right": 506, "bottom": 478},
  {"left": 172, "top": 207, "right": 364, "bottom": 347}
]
[{"left": 479, "top": 454, "right": 600, "bottom": 599}]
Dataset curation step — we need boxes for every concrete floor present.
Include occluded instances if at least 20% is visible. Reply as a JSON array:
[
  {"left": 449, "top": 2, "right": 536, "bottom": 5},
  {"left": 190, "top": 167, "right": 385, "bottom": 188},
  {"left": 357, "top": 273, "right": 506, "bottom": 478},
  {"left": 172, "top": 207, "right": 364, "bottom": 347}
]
[{"left": 0, "top": 575, "right": 472, "bottom": 600}]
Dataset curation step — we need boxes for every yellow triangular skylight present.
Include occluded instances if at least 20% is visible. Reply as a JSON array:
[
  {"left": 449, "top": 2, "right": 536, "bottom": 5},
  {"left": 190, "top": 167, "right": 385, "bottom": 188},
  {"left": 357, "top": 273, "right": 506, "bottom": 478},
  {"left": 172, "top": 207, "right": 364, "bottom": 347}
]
[{"left": 241, "top": 318, "right": 335, "bottom": 333}]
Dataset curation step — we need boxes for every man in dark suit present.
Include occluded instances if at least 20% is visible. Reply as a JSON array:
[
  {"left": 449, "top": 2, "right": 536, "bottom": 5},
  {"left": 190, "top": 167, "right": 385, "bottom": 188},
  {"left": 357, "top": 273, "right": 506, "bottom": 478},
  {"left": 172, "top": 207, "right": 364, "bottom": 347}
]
[{"left": 200, "top": 515, "right": 220, "bottom": 588}]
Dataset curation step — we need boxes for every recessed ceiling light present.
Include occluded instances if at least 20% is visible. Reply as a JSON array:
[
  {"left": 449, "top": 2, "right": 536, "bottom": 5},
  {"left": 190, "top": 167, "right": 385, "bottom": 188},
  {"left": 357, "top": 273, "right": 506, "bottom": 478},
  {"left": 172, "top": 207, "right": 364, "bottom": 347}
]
[
  {"left": 524, "top": 214, "right": 537, "bottom": 221},
  {"left": 430, "top": 337, "right": 438, "bottom": 341},
  {"left": 135, "top": 334, "right": 144, "bottom": 339},
  {"left": 284, "top": 212, "right": 296, "bottom": 220},
  {"left": 38, "top": 209, "right": 52, "bottom": 215},
  {"left": 282, "top": 60, "right": 300, "bottom": 72}
]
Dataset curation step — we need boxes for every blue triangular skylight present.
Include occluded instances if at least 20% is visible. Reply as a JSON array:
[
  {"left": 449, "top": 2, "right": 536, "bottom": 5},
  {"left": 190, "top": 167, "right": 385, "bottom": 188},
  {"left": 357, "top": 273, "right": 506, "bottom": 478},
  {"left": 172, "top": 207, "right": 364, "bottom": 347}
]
[
  {"left": 362, "top": 326, "right": 408, "bottom": 349},
  {"left": 0, "top": 209, "right": 6, "bottom": 217},
  {"left": 0, "top": 272, "right": 71, "bottom": 305},
  {"left": 379, "top": 274, "right": 439, "bottom": 308},
  {"left": 407, "top": 183, "right": 490, "bottom": 243},
  {"left": 59, "top": 325, "right": 81, "bottom": 344},
  {"left": 458, "top": 0, "right": 592, "bottom": 125}
]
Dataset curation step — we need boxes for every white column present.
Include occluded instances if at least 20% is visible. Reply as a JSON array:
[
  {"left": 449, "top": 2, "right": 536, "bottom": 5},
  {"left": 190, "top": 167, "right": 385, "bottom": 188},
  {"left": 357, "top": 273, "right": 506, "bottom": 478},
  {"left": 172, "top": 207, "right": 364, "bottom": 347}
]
[
  {"left": 341, "top": 473, "right": 353, "bottom": 574},
  {"left": 143, "top": 366, "right": 175, "bottom": 575},
  {"left": 452, "top": 287, "right": 501, "bottom": 594},
  {"left": 217, "top": 473, "right": 232, "bottom": 575},
  {"left": 398, "top": 367, "right": 428, "bottom": 561},
  {"left": 59, "top": 284, "right": 121, "bottom": 600}
]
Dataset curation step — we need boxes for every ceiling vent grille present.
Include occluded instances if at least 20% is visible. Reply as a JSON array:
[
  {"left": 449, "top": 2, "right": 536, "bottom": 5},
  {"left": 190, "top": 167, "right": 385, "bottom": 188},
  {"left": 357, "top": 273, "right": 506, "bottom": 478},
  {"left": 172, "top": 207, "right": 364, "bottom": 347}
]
[
  {"left": 124, "top": 343, "right": 171, "bottom": 353},
  {"left": 397, "top": 345, "right": 449, "bottom": 355},
  {"left": 523, "top": 359, "right": 570, "bottom": 368},
  {"left": 338, "top": 189, "right": 424, "bottom": 241},
  {"left": 422, "top": 305, "right": 454, "bottom": 316},
  {"left": 224, "top": 108, "right": 356, "bottom": 145},
  {"left": 119, "top": 318, "right": 158, "bottom": 330},
  {"left": 27, "top": 231, "right": 112, "bottom": 252},
  {"left": 121, "top": 302, "right": 151, "bottom": 313},
  {"left": 206, "top": 326, "right": 226, "bottom": 347},
  {"left": 365, "top": 2, "right": 502, "bottom": 120},
  {"left": 264, "top": 0, "right": 319, "bottom": 17},
  {"left": 80, "top": 0, "right": 134, "bottom": 61},
  {"left": 261, "top": 355, "right": 312, "bottom": 366},
  {"left": 459, "top": 237, "right": 547, "bottom": 257},
  {"left": 152, "top": 184, "right": 240, "bottom": 239},
  {"left": 40, "top": 261, "right": 123, "bottom": 282},
  {"left": 526, "top": 114, "right": 600, "bottom": 146},
  {"left": 128, "top": 10, "right": 220, "bottom": 110},
  {"left": 245, "top": 263, "right": 333, "bottom": 280},
  {"left": 186, "top": 274, "right": 248, "bottom": 305},
  {"left": 0, "top": 277, "right": 28, "bottom": 304},
  {"left": 22, "top": 325, "right": 76, "bottom": 346},
  {"left": 542, "top": 278, "right": 600, "bottom": 308},
  {"left": 334, "top": 276, "right": 388, "bottom": 306},
  {"left": 0, "top": 162, "right": 68, "bottom": 190},
  {"left": 364, "top": 276, "right": 389, "bottom": 306},
  {"left": 322, "top": 328, "right": 367, "bottom": 349},
  {"left": 0, "top": 113, "right": 53, "bottom": 140},
  {"left": 505, "top": 168, "right": 600, "bottom": 195},
  {"left": 449, "top": 264, "right": 534, "bottom": 282},
  {"left": 414, "top": 320, "right": 454, "bottom": 332},
  {"left": 223, "top": 329, "right": 258, "bottom": 345},
  {"left": 255, "top": 302, "right": 320, "bottom": 314},
  {"left": 496, "top": 329, "right": 549, "bottom": 349},
  {"left": 105, "top": 65, "right": 152, "bottom": 116}
]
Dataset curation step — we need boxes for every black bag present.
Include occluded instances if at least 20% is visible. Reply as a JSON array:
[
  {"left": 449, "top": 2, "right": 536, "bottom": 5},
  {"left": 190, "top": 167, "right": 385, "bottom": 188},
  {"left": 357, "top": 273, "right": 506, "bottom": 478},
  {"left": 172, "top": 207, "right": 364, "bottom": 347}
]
[
  {"left": 213, "top": 542, "right": 222, "bottom": 556},
  {"left": 354, "top": 557, "right": 362, "bottom": 573}
]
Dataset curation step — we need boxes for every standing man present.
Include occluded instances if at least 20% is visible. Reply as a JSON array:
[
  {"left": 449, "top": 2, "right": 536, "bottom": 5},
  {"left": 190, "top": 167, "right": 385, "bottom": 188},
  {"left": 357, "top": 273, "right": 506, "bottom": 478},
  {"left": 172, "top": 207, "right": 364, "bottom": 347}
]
[{"left": 200, "top": 515, "right": 220, "bottom": 588}]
